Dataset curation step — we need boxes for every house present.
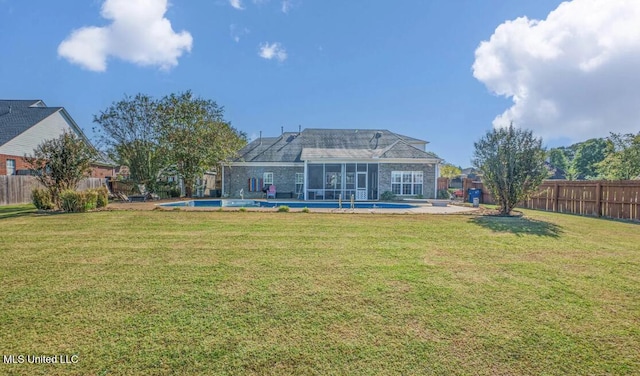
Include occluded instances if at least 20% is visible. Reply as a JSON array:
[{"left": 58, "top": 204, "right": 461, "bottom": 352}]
[
  {"left": 0, "top": 99, "right": 114, "bottom": 177},
  {"left": 222, "top": 128, "right": 441, "bottom": 200}
]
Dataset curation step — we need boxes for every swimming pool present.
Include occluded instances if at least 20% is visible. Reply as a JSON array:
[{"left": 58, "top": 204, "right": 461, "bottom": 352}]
[{"left": 159, "top": 199, "right": 417, "bottom": 209}]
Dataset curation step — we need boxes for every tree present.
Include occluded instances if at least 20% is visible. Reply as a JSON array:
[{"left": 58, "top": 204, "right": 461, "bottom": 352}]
[
  {"left": 596, "top": 132, "right": 640, "bottom": 180},
  {"left": 439, "top": 163, "right": 462, "bottom": 179},
  {"left": 93, "top": 94, "right": 166, "bottom": 192},
  {"left": 547, "top": 148, "right": 569, "bottom": 178},
  {"left": 24, "top": 131, "right": 97, "bottom": 208},
  {"left": 473, "top": 124, "right": 547, "bottom": 215},
  {"left": 157, "top": 91, "right": 247, "bottom": 197},
  {"left": 570, "top": 138, "right": 607, "bottom": 179}
]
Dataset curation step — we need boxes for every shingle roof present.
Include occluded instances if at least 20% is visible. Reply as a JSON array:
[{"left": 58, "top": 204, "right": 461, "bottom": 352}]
[
  {"left": 0, "top": 99, "right": 116, "bottom": 166},
  {"left": 235, "top": 128, "right": 440, "bottom": 162},
  {"left": 0, "top": 100, "right": 61, "bottom": 146}
]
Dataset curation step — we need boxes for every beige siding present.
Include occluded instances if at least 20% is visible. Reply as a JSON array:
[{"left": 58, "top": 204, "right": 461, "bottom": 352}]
[{"left": 0, "top": 111, "right": 75, "bottom": 156}]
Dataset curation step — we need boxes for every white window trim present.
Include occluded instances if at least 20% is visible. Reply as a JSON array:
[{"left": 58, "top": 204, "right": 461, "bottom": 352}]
[
  {"left": 263, "top": 172, "right": 274, "bottom": 185},
  {"left": 391, "top": 171, "right": 423, "bottom": 195},
  {"left": 6, "top": 159, "right": 16, "bottom": 175}
]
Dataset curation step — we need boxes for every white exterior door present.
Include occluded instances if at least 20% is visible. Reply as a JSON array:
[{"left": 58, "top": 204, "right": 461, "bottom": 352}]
[{"left": 356, "top": 172, "right": 367, "bottom": 200}]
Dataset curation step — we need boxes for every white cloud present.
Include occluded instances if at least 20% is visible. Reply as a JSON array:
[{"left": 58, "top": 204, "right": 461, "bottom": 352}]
[
  {"left": 259, "top": 42, "right": 287, "bottom": 62},
  {"left": 281, "top": 0, "right": 292, "bottom": 13},
  {"left": 58, "top": 0, "right": 192, "bottom": 72},
  {"left": 229, "top": 0, "right": 244, "bottom": 10},
  {"left": 473, "top": 0, "right": 640, "bottom": 142},
  {"left": 230, "top": 24, "right": 250, "bottom": 43}
]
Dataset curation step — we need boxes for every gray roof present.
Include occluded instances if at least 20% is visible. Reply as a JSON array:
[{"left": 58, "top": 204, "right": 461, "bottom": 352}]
[
  {"left": 0, "top": 99, "right": 115, "bottom": 166},
  {"left": 235, "top": 128, "right": 440, "bottom": 163},
  {"left": 0, "top": 100, "right": 61, "bottom": 146}
]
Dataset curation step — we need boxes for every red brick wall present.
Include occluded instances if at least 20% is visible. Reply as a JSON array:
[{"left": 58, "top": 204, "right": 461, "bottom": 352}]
[
  {"left": 90, "top": 165, "right": 115, "bottom": 179},
  {"left": 1, "top": 153, "right": 114, "bottom": 178},
  {"left": 0, "top": 154, "right": 31, "bottom": 175}
]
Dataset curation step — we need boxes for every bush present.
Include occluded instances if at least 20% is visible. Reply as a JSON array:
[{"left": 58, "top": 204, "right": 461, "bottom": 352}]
[
  {"left": 60, "top": 190, "right": 85, "bottom": 213},
  {"left": 437, "top": 189, "right": 451, "bottom": 199},
  {"left": 58, "top": 190, "right": 99, "bottom": 213},
  {"left": 380, "top": 191, "right": 395, "bottom": 201},
  {"left": 301, "top": 207, "right": 310, "bottom": 213},
  {"left": 169, "top": 187, "right": 181, "bottom": 198},
  {"left": 239, "top": 207, "right": 247, "bottom": 212},
  {"left": 277, "top": 205, "right": 290, "bottom": 212},
  {"left": 83, "top": 190, "right": 98, "bottom": 211},
  {"left": 32, "top": 188, "right": 55, "bottom": 210},
  {"left": 95, "top": 187, "right": 109, "bottom": 208}
]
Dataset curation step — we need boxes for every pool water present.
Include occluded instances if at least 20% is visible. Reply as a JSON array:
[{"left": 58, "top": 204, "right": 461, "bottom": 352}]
[{"left": 159, "top": 199, "right": 417, "bottom": 209}]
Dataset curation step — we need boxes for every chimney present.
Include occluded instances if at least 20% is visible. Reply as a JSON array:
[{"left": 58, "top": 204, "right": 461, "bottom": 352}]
[
  {"left": 259, "top": 131, "right": 262, "bottom": 145},
  {"left": 298, "top": 124, "right": 301, "bottom": 134},
  {"left": 281, "top": 126, "right": 284, "bottom": 135},
  {"left": 8, "top": 105, "right": 11, "bottom": 114}
]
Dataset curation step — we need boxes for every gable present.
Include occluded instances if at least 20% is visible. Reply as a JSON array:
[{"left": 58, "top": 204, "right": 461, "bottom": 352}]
[
  {"left": 0, "top": 100, "right": 60, "bottom": 147},
  {"left": 0, "top": 110, "right": 79, "bottom": 156}
]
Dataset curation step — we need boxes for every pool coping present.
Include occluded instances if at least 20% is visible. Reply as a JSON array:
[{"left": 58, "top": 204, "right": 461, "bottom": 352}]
[{"left": 107, "top": 198, "right": 479, "bottom": 215}]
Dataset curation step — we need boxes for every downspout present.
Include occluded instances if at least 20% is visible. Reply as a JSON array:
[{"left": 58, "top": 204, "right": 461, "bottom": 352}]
[
  {"left": 303, "top": 160, "right": 308, "bottom": 200},
  {"left": 221, "top": 164, "right": 225, "bottom": 197},
  {"left": 434, "top": 161, "right": 440, "bottom": 199}
]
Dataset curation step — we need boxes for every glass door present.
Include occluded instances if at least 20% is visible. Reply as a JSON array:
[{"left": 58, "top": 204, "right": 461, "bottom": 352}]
[{"left": 356, "top": 171, "right": 367, "bottom": 200}]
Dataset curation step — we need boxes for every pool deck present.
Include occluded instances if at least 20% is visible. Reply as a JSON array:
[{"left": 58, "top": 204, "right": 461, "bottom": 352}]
[{"left": 108, "top": 199, "right": 479, "bottom": 215}]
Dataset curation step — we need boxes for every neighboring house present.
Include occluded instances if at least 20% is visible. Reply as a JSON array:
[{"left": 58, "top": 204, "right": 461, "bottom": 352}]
[
  {"left": 460, "top": 167, "right": 482, "bottom": 180},
  {"left": 0, "top": 99, "right": 114, "bottom": 177},
  {"left": 222, "top": 128, "right": 441, "bottom": 200}
]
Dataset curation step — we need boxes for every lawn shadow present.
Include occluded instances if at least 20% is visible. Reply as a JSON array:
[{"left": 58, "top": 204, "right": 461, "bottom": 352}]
[
  {"left": 0, "top": 206, "right": 37, "bottom": 220},
  {"left": 469, "top": 215, "right": 563, "bottom": 238}
]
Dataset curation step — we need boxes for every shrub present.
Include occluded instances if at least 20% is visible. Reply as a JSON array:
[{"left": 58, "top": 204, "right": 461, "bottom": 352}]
[
  {"left": 32, "top": 188, "right": 55, "bottom": 210},
  {"left": 437, "top": 189, "right": 450, "bottom": 199},
  {"left": 380, "top": 191, "right": 395, "bottom": 201},
  {"left": 95, "top": 187, "right": 109, "bottom": 208},
  {"left": 169, "top": 187, "right": 181, "bottom": 198},
  {"left": 277, "top": 205, "right": 290, "bottom": 212},
  {"left": 83, "top": 190, "right": 98, "bottom": 211},
  {"left": 60, "top": 190, "right": 86, "bottom": 213},
  {"left": 301, "top": 207, "right": 310, "bottom": 213},
  {"left": 239, "top": 207, "right": 247, "bottom": 212}
]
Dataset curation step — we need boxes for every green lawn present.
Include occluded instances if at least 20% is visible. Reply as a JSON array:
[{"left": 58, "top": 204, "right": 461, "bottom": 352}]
[{"left": 1, "top": 205, "right": 638, "bottom": 375}]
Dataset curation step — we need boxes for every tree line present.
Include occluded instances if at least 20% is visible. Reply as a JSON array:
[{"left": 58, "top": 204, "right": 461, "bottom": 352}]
[
  {"left": 547, "top": 133, "right": 640, "bottom": 180},
  {"left": 93, "top": 91, "right": 247, "bottom": 197},
  {"left": 472, "top": 125, "right": 639, "bottom": 215}
]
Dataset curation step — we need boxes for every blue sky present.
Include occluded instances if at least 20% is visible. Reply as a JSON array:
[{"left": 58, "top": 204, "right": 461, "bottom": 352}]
[{"left": 2, "top": 0, "right": 639, "bottom": 167}]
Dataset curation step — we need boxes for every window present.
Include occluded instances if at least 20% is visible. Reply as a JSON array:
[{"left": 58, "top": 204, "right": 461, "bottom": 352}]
[
  {"left": 391, "top": 171, "right": 423, "bottom": 195},
  {"left": 6, "top": 159, "right": 16, "bottom": 175},
  {"left": 295, "top": 173, "right": 304, "bottom": 184},
  {"left": 263, "top": 172, "right": 273, "bottom": 185}
]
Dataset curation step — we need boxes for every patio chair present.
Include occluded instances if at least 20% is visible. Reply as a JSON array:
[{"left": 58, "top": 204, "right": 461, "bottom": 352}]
[
  {"left": 266, "top": 185, "right": 277, "bottom": 199},
  {"left": 137, "top": 184, "right": 159, "bottom": 201},
  {"left": 116, "top": 192, "right": 131, "bottom": 202}
]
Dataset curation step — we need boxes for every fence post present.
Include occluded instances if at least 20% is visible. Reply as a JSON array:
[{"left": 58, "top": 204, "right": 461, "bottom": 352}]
[
  {"left": 553, "top": 183, "right": 559, "bottom": 212},
  {"left": 595, "top": 181, "right": 602, "bottom": 217}
]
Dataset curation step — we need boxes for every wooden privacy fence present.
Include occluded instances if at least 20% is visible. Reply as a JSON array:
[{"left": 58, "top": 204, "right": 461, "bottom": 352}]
[
  {"left": 463, "top": 178, "right": 639, "bottom": 221},
  {"left": 522, "top": 180, "right": 640, "bottom": 221},
  {"left": 0, "top": 176, "right": 104, "bottom": 206}
]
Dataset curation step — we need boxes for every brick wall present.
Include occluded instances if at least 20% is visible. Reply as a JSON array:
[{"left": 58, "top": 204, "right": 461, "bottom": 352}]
[
  {"left": 90, "top": 165, "right": 115, "bottom": 179},
  {"left": 1, "top": 154, "right": 113, "bottom": 178},
  {"left": 379, "top": 163, "right": 437, "bottom": 199},
  {"left": 223, "top": 165, "right": 304, "bottom": 198},
  {"left": 0, "top": 154, "right": 31, "bottom": 175}
]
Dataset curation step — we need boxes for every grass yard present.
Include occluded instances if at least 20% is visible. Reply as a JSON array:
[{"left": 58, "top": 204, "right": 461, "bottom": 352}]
[{"left": 1, "top": 205, "right": 639, "bottom": 375}]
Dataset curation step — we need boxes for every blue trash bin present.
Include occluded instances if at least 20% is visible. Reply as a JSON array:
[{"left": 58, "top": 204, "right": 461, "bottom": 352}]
[{"left": 468, "top": 188, "right": 482, "bottom": 204}]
